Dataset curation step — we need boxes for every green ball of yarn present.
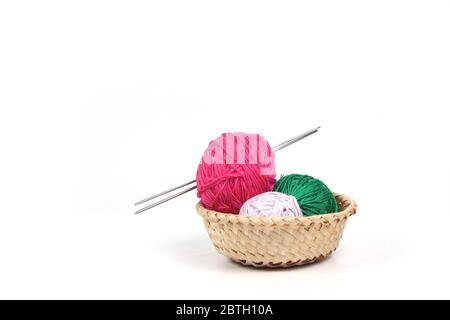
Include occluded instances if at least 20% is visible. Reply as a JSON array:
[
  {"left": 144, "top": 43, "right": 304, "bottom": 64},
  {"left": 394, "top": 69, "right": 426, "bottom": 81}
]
[{"left": 274, "top": 174, "right": 338, "bottom": 217}]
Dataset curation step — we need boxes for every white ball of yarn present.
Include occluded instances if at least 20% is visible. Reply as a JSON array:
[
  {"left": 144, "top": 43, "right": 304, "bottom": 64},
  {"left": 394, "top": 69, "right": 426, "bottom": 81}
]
[{"left": 239, "top": 192, "right": 303, "bottom": 217}]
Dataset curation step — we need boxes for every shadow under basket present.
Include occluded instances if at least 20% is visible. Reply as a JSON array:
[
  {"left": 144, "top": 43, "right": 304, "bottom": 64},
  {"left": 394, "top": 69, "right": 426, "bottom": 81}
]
[{"left": 196, "top": 193, "right": 357, "bottom": 268}]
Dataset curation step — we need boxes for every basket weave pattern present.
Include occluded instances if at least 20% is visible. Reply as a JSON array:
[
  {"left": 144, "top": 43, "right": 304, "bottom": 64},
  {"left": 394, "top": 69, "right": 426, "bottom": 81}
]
[{"left": 196, "top": 193, "right": 357, "bottom": 268}]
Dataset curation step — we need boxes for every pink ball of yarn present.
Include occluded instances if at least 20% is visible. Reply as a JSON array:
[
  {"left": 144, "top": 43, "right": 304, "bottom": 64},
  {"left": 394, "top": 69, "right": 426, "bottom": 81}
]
[
  {"left": 196, "top": 133, "right": 276, "bottom": 214},
  {"left": 240, "top": 192, "right": 303, "bottom": 217}
]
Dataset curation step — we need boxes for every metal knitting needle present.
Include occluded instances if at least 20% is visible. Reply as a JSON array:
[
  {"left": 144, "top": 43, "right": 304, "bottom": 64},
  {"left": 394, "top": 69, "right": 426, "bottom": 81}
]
[
  {"left": 134, "top": 185, "right": 197, "bottom": 214},
  {"left": 272, "top": 126, "right": 320, "bottom": 152},
  {"left": 134, "top": 179, "right": 197, "bottom": 206},
  {"left": 135, "top": 126, "right": 320, "bottom": 206},
  {"left": 135, "top": 126, "right": 320, "bottom": 214},
  {"left": 133, "top": 128, "right": 319, "bottom": 207}
]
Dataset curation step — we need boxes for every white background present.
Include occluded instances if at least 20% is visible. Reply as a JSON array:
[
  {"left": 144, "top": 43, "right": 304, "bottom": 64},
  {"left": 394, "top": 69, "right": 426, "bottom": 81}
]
[{"left": 1, "top": 1, "right": 449, "bottom": 299}]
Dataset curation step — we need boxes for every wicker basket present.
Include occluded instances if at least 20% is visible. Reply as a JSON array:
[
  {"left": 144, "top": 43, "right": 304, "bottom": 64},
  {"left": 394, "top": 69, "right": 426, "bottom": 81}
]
[{"left": 196, "top": 193, "right": 357, "bottom": 268}]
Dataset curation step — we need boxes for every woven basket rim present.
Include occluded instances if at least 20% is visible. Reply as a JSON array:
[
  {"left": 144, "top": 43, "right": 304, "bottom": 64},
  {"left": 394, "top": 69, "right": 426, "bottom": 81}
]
[{"left": 196, "top": 193, "right": 357, "bottom": 226}]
